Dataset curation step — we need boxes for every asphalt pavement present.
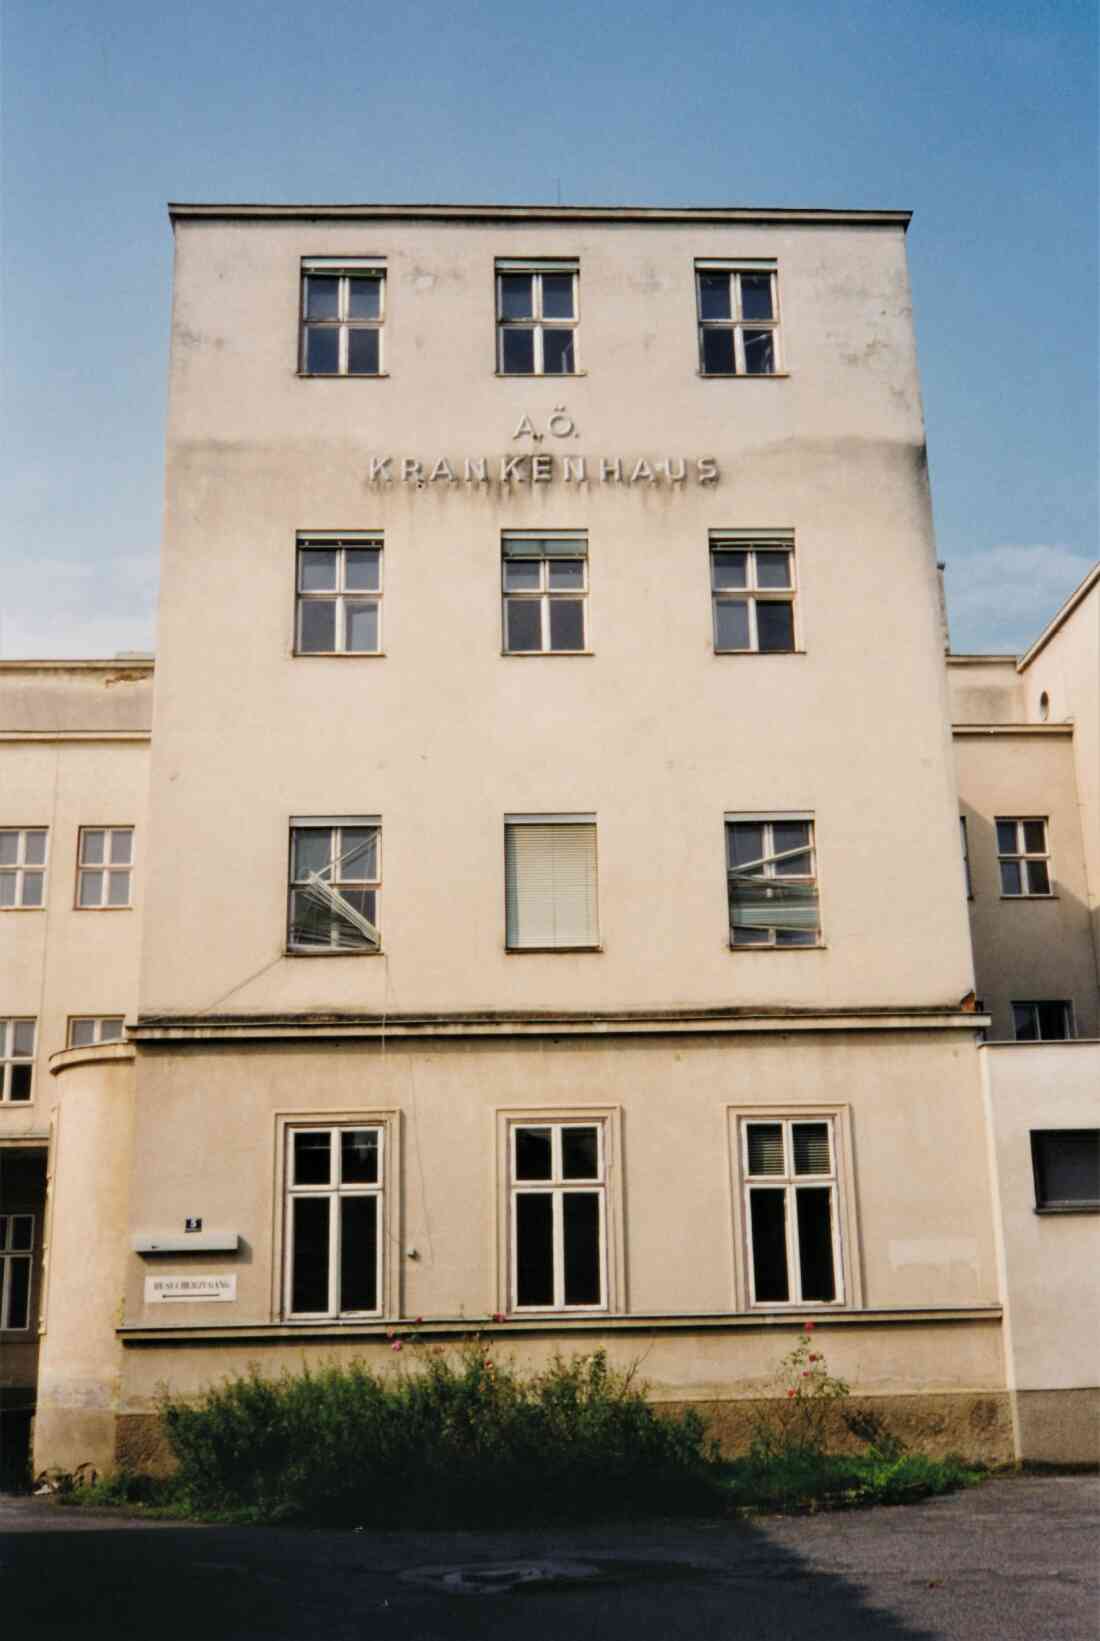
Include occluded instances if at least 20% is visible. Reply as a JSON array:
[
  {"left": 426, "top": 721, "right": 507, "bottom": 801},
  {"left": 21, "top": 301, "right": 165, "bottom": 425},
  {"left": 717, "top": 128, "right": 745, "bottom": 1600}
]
[{"left": 1, "top": 1474, "right": 1096, "bottom": 1640}]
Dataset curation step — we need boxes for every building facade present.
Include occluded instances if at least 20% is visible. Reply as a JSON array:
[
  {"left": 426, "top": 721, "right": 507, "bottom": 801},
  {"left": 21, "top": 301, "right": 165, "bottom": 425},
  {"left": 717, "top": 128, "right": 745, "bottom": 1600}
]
[{"left": 2, "top": 205, "right": 1096, "bottom": 1481}]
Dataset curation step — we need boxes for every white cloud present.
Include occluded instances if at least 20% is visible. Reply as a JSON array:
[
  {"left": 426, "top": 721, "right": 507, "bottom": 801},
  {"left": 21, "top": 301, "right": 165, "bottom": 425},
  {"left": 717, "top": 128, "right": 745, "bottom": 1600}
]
[
  {"left": 0, "top": 552, "right": 159, "bottom": 658},
  {"left": 945, "top": 546, "right": 1096, "bottom": 655}
]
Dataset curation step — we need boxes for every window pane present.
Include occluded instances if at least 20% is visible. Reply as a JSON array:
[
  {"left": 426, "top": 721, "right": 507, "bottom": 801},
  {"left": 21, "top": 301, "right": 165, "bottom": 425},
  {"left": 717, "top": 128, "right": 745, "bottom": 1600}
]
[
  {"left": 7, "top": 1258, "right": 30, "bottom": 1328},
  {"left": 291, "top": 1197, "right": 330, "bottom": 1312},
  {"left": 1012, "top": 1004, "right": 1038, "bottom": 1041},
  {"left": 70, "top": 1019, "right": 96, "bottom": 1048},
  {"left": 772, "top": 822, "right": 812, "bottom": 873},
  {"left": 563, "top": 1193, "right": 601, "bottom": 1305},
  {"left": 1022, "top": 821, "right": 1046, "bottom": 854},
  {"left": 305, "top": 327, "right": 340, "bottom": 374},
  {"left": 743, "top": 330, "right": 776, "bottom": 374},
  {"left": 548, "top": 599, "right": 584, "bottom": 651},
  {"left": 756, "top": 601, "right": 795, "bottom": 653},
  {"left": 294, "top": 1130, "right": 332, "bottom": 1186},
  {"left": 305, "top": 276, "right": 340, "bottom": 319},
  {"left": 547, "top": 559, "right": 584, "bottom": 590},
  {"left": 99, "top": 1018, "right": 123, "bottom": 1041},
  {"left": 340, "top": 1196, "right": 378, "bottom": 1312},
  {"left": 338, "top": 829, "right": 378, "bottom": 882},
  {"left": 712, "top": 552, "right": 748, "bottom": 590},
  {"left": 542, "top": 330, "right": 575, "bottom": 374},
  {"left": 996, "top": 821, "right": 1018, "bottom": 855},
  {"left": 797, "top": 1188, "right": 836, "bottom": 1301},
  {"left": 755, "top": 551, "right": 791, "bottom": 589},
  {"left": 109, "top": 830, "right": 133, "bottom": 865},
  {"left": 0, "top": 833, "right": 17, "bottom": 866},
  {"left": 727, "top": 823, "right": 765, "bottom": 871},
  {"left": 1036, "top": 1002, "right": 1069, "bottom": 1041},
  {"left": 107, "top": 871, "right": 131, "bottom": 906},
  {"left": 516, "top": 1193, "right": 553, "bottom": 1305},
  {"left": 21, "top": 873, "right": 44, "bottom": 907},
  {"left": 515, "top": 1127, "right": 553, "bottom": 1181},
  {"left": 561, "top": 1127, "right": 599, "bottom": 1180},
  {"left": 501, "top": 328, "right": 535, "bottom": 373},
  {"left": 81, "top": 830, "right": 106, "bottom": 865},
  {"left": 300, "top": 550, "right": 338, "bottom": 591},
  {"left": 540, "top": 274, "right": 575, "bottom": 319},
  {"left": 328, "top": 888, "right": 377, "bottom": 947},
  {"left": 78, "top": 871, "right": 103, "bottom": 907},
  {"left": 346, "top": 277, "right": 381, "bottom": 320},
  {"left": 747, "top": 1124, "right": 784, "bottom": 1176},
  {"left": 0, "top": 875, "right": 15, "bottom": 908},
  {"left": 341, "top": 1129, "right": 379, "bottom": 1184},
  {"left": 345, "top": 549, "right": 381, "bottom": 591},
  {"left": 504, "top": 559, "right": 541, "bottom": 590},
  {"left": 702, "top": 328, "right": 736, "bottom": 374},
  {"left": 1026, "top": 860, "right": 1050, "bottom": 895},
  {"left": 299, "top": 600, "right": 337, "bottom": 653},
  {"left": 499, "top": 274, "right": 533, "bottom": 319},
  {"left": 24, "top": 832, "right": 47, "bottom": 866},
  {"left": 715, "top": 600, "right": 750, "bottom": 650},
  {"left": 793, "top": 1122, "right": 831, "bottom": 1175},
  {"left": 740, "top": 274, "right": 774, "bottom": 321},
  {"left": 10, "top": 1064, "right": 32, "bottom": 1100},
  {"left": 12, "top": 1021, "right": 35, "bottom": 1055},
  {"left": 11, "top": 1216, "right": 33, "bottom": 1251},
  {"left": 750, "top": 1191, "right": 789, "bottom": 1301},
  {"left": 698, "top": 273, "right": 731, "bottom": 320},
  {"left": 1000, "top": 860, "right": 1023, "bottom": 895},
  {"left": 345, "top": 603, "right": 379, "bottom": 652},
  {"left": 505, "top": 599, "right": 542, "bottom": 652},
  {"left": 347, "top": 329, "right": 380, "bottom": 375},
  {"left": 293, "top": 830, "right": 332, "bottom": 881},
  {"left": 1035, "top": 1132, "right": 1100, "bottom": 1206}
]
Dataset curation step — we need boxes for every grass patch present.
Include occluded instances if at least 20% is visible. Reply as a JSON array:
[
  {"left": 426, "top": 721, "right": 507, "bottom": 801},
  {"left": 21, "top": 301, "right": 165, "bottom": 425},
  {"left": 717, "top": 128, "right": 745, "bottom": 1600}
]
[{"left": 719, "top": 1449, "right": 985, "bottom": 1515}]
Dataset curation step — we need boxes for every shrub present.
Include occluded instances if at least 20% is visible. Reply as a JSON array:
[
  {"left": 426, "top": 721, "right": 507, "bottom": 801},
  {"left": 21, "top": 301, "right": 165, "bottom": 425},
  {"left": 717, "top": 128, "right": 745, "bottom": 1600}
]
[
  {"left": 749, "top": 1324, "right": 850, "bottom": 1460},
  {"left": 158, "top": 1342, "right": 718, "bottom": 1526}
]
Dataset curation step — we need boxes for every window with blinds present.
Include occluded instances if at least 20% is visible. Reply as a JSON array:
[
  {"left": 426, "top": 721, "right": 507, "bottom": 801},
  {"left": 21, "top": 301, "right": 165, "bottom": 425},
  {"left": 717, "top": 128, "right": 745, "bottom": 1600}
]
[
  {"left": 741, "top": 1117, "right": 842, "bottom": 1306},
  {"left": 505, "top": 816, "right": 599, "bottom": 950}
]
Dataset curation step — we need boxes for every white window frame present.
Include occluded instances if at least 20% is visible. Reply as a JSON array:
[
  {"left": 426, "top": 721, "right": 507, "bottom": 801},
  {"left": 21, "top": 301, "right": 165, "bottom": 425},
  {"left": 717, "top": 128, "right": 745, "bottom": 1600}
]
[
  {"left": 67, "top": 1016, "right": 125, "bottom": 1048},
  {"left": 728, "top": 1107, "right": 860, "bottom": 1312},
  {"left": 0, "top": 1018, "right": 35, "bottom": 1103},
  {"left": 76, "top": 827, "right": 134, "bottom": 909},
  {"left": 0, "top": 1213, "right": 35, "bottom": 1331},
  {"left": 709, "top": 532, "right": 797, "bottom": 653},
  {"left": 300, "top": 258, "right": 386, "bottom": 377},
  {"left": 696, "top": 259, "right": 781, "bottom": 376},
  {"left": 726, "top": 812, "right": 821, "bottom": 947},
  {"left": 501, "top": 532, "right": 589, "bottom": 655},
  {"left": 0, "top": 827, "right": 48, "bottom": 909},
  {"left": 495, "top": 259, "right": 580, "bottom": 376},
  {"left": 504, "top": 814, "right": 600, "bottom": 951},
  {"left": 287, "top": 817, "right": 382, "bottom": 954},
  {"left": 283, "top": 1121, "right": 387, "bottom": 1321},
  {"left": 996, "top": 817, "right": 1053, "bottom": 897},
  {"left": 295, "top": 534, "right": 384, "bottom": 656},
  {"left": 1011, "top": 1000, "right": 1075, "bottom": 1042}
]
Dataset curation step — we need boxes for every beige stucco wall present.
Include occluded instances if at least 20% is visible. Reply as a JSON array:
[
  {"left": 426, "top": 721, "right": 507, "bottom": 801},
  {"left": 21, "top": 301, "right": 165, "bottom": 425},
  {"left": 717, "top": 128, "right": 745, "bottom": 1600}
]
[
  {"left": 947, "top": 657, "right": 1023, "bottom": 724},
  {"left": 954, "top": 731, "right": 1098, "bottom": 1040}
]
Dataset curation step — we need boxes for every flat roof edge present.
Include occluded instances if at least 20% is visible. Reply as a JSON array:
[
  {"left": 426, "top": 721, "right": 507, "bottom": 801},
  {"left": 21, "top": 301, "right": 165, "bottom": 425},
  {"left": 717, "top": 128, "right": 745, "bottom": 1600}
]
[
  {"left": 0, "top": 658, "right": 155, "bottom": 672},
  {"left": 168, "top": 202, "right": 912, "bottom": 229}
]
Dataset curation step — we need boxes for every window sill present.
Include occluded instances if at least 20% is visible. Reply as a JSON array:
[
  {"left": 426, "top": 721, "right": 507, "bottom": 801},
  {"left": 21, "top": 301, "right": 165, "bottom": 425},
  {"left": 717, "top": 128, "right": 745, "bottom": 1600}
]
[
  {"left": 284, "top": 947, "right": 384, "bottom": 958},
  {"left": 296, "top": 372, "right": 390, "bottom": 380},
  {"left": 714, "top": 648, "right": 806, "bottom": 657},
  {"left": 698, "top": 372, "right": 790, "bottom": 380},
  {"left": 999, "top": 894, "right": 1058, "bottom": 901},
  {"left": 0, "top": 907, "right": 46, "bottom": 913},
  {"left": 506, "top": 945, "right": 603, "bottom": 955},
  {"left": 293, "top": 651, "right": 386, "bottom": 659},
  {"left": 501, "top": 650, "right": 595, "bottom": 658},
  {"left": 728, "top": 943, "right": 826, "bottom": 952},
  {"left": 1034, "top": 1205, "right": 1100, "bottom": 1215},
  {"left": 494, "top": 371, "right": 588, "bottom": 379},
  {"left": 74, "top": 905, "right": 133, "bottom": 912}
]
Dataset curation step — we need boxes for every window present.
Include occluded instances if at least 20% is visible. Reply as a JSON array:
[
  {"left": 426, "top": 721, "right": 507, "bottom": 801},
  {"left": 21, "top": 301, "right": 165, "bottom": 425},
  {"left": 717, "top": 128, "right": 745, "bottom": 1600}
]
[
  {"left": 1012, "top": 1001, "right": 1074, "bottom": 1042},
  {"left": 496, "top": 261, "right": 578, "bottom": 375},
  {"left": 288, "top": 819, "right": 381, "bottom": 952},
  {"left": 1031, "top": 1131, "right": 1100, "bottom": 1212},
  {"left": 0, "top": 829, "right": 47, "bottom": 908},
  {"left": 960, "top": 816, "right": 972, "bottom": 897},
  {"left": 76, "top": 828, "right": 133, "bottom": 908},
  {"left": 996, "top": 818, "right": 1051, "bottom": 896},
  {"left": 739, "top": 1117, "right": 843, "bottom": 1306},
  {"left": 505, "top": 816, "right": 598, "bottom": 950},
  {"left": 300, "top": 259, "right": 385, "bottom": 376},
  {"left": 0, "top": 1215, "right": 34, "bottom": 1330},
  {"left": 502, "top": 534, "right": 588, "bottom": 653},
  {"left": 710, "top": 535, "right": 796, "bottom": 653},
  {"left": 0, "top": 1020, "right": 35, "bottom": 1102},
  {"left": 509, "top": 1121, "right": 606, "bottom": 1310},
  {"left": 696, "top": 261, "right": 780, "bottom": 375},
  {"left": 296, "top": 536, "right": 382, "bottom": 654},
  {"left": 727, "top": 816, "right": 820, "bottom": 946},
  {"left": 285, "top": 1126, "right": 384, "bottom": 1317},
  {"left": 67, "top": 1017, "right": 125, "bottom": 1048}
]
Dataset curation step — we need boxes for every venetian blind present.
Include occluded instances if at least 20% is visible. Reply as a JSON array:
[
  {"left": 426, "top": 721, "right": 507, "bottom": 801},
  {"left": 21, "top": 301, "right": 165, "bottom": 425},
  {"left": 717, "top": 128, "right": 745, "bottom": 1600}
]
[{"left": 505, "top": 823, "right": 598, "bottom": 949}]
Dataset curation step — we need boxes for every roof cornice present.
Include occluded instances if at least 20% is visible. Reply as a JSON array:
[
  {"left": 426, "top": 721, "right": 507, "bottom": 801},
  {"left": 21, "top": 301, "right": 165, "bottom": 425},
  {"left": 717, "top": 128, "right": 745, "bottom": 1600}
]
[
  {"left": 168, "top": 202, "right": 912, "bottom": 229},
  {"left": 1017, "top": 563, "right": 1100, "bottom": 672}
]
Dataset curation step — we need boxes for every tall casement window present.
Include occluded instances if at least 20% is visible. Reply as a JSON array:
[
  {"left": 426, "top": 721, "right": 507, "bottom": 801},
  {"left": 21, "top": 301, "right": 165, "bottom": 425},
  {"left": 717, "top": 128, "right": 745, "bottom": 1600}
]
[
  {"left": 738, "top": 1117, "right": 844, "bottom": 1307},
  {"left": 0, "top": 1215, "right": 34, "bottom": 1330},
  {"left": 285, "top": 1126, "right": 384, "bottom": 1318},
  {"left": 287, "top": 819, "right": 381, "bottom": 953},
  {"left": 696, "top": 260, "right": 781, "bottom": 376},
  {"left": 505, "top": 816, "right": 599, "bottom": 950},
  {"left": 726, "top": 815, "right": 820, "bottom": 946},
  {"left": 300, "top": 259, "right": 385, "bottom": 376},
  {"left": 1012, "top": 1001, "right": 1074, "bottom": 1042},
  {"left": 996, "top": 818, "right": 1052, "bottom": 896},
  {"left": 710, "top": 533, "right": 797, "bottom": 653},
  {"left": 296, "top": 535, "right": 383, "bottom": 654},
  {"left": 0, "top": 1019, "right": 35, "bottom": 1102},
  {"left": 76, "top": 828, "right": 133, "bottom": 908},
  {"left": 0, "top": 828, "right": 47, "bottom": 908},
  {"left": 496, "top": 260, "right": 579, "bottom": 375},
  {"left": 502, "top": 533, "right": 588, "bottom": 653},
  {"left": 509, "top": 1121, "right": 607, "bottom": 1311}
]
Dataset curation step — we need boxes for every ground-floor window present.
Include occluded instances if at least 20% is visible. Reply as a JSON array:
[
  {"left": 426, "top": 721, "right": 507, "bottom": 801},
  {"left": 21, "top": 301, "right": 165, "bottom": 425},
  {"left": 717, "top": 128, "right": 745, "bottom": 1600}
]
[
  {"left": 733, "top": 1114, "right": 847, "bottom": 1307},
  {"left": 285, "top": 1125, "right": 384, "bottom": 1318},
  {"left": 0, "top": 1214, "right": 33, "bottom": 1329},
  {"left": 508, "top": 1119, "right": 608, "bottom": 1311}
]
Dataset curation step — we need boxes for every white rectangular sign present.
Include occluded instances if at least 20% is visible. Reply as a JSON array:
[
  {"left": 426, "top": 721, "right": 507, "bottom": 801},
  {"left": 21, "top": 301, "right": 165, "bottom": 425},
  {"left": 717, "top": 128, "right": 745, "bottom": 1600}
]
[{"left": 145, "top": 1274, "right": 237, "bottom": 1304}]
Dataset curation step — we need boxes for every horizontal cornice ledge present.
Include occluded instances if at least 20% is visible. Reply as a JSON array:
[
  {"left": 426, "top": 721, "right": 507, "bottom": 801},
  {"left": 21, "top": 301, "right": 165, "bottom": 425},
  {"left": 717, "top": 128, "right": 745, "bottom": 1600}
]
[
  {"left": 0, "top": 731, "right": 151, "bottom": 743},
  {"left": 168, "top": 202, "right": 912, "bottom": 230},
  {"left": 129, "top": 1006, "right": 986, "bottom": 1043}
]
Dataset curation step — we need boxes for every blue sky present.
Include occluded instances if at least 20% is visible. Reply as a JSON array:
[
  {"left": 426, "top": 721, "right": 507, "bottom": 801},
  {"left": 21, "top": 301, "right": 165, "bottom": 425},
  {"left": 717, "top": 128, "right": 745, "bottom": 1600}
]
[{"left": 2, "top": 0, "right": 1096, "bottom": 656}]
